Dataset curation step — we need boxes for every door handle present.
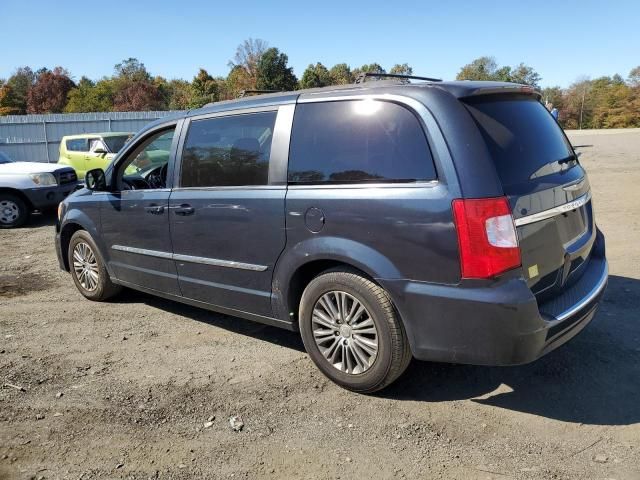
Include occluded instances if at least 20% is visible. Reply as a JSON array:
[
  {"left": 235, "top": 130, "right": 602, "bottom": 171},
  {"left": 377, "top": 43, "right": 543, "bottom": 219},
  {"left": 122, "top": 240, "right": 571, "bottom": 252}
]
[
  {"left": 144, "top": 205, "right": 165, "bottom": 215},
  {"left": 174, "top": 205, "right": 195, "bottom": 216}
]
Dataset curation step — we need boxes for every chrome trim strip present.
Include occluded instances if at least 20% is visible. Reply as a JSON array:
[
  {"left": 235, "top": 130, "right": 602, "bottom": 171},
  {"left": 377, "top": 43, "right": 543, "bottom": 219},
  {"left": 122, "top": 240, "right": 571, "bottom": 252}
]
[
  {"left": 111, "top": 245, "right": 268, "bottom": 272},
  {"left": 172, "top": 253, "right": 268, "bottom": 272},
  {"left": 111, "top": 245, "right": 173, "bottom": 259},
  {"left": 555, "top": 260, "right": 608, "bottom": 322},
  {"left": 514, "top": 191, "right": 591, "bottom": 227}
]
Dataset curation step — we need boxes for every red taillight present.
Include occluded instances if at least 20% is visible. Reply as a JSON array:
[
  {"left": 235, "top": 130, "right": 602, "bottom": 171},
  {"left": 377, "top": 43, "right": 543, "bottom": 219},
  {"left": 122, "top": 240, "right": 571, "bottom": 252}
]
[{"left": 452, "top": 197, "right": 521, "bottom": 279}]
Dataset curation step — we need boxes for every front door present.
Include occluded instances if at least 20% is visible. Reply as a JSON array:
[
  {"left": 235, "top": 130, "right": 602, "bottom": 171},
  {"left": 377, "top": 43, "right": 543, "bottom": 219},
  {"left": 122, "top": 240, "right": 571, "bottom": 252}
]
[
  {"left": 169, "top": 106, "right": 291, "bottom": 317},
  {"left": 100, "top": 122, "right": 182, "bottom": 295}
]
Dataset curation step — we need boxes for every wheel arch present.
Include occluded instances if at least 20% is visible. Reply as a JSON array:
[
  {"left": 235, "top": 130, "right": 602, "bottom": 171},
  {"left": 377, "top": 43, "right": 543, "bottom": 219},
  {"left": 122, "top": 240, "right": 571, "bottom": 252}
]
[{"left": 0, "top": 187, "right": 35, "bottom": 211}]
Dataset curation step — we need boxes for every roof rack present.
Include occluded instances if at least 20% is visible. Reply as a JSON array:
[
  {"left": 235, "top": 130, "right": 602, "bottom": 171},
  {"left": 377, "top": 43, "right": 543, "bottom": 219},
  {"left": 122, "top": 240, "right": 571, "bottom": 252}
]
[
  {"left": 354, "top": 72, "right": 442, "bottom": 84},
  {"left": 237, "top": 89, "right": 280, "bottom": 98}
]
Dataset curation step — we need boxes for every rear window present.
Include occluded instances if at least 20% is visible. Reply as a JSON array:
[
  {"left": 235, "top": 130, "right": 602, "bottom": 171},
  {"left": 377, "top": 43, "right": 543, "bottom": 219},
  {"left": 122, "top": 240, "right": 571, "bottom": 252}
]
[
  {"left": 288, "top": 100, "right": 436, "bottom": 184},
  {"left": 103, "top": 135, "right": 131, "bottom": 153},
  {"left": 464, "top": 96, "right": 575, "bottom": 190}
]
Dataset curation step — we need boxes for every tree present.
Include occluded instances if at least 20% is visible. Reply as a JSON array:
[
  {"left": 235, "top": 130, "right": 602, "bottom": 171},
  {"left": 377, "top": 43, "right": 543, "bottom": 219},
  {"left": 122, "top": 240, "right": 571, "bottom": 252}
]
[
  {"left": 389, "top": 63, "right": 413, "bottom": 75},
  {"left": 299, "top": 62, "right": 332, "bottom": 89},
  {"left": 329, "top": 63, "right": 353, "bottom": 85},
  {"left": 0, "top": 84, "right": 20, "bottom": 115},
  {"left": 456, "top": 57, "right": 541, "bottom": 87},
  {"left": 4, "top": 67, "right": 36, "bottom": 114},
  {"left": 166, "top": 79, "right": 193, "bottom": 110},
  {"left": 111, "top": 58, "right": 162, "bottom": 111},
  {"left": 228, "top": 38, "right": 269, "bottom": 85},
  {"left": 255, "top": 48, "right": 298, "bottom": 91},
  {"left": 627, "top": 66, "right": 640, "bottom": 87},
  {"left": 189, "top": 68, "right": 219, "bottom": 108},
  {"left": 456, "top": 56, "right": 499, "bottom": 81},
  {"left": 27, "top": 67, "right": 75, "bottom": 113},
  {"left": 114, "top": 58, "right": 151, "bottom": 82},
  {"left": 225, "top": 65, "right": 255, "bottom": 98},
  {"left": 65, "top": 77, "right": 115, "bottom": 112}
]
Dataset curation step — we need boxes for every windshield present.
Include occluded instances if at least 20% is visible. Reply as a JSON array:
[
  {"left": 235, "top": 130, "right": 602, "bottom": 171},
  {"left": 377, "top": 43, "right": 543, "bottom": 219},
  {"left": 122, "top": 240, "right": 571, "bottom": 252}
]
[
  {"left": 464, "top": 96, "right": 575, "bottom": 191},
  {"left": 103, "top": 135, "right": 132, "bottom": 153},
  {"left": 0, "top": 151, "right": 13, "bottom": 164}
]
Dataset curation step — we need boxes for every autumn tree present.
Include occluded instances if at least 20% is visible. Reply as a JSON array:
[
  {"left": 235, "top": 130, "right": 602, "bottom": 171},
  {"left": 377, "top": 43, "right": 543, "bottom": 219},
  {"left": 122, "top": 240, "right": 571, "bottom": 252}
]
[
  {"left": 228, "top": 38, "right": 268, "bottom": 88},
  {"left": 27, "top": 67, "right": 75, "bottom": 113},
  {"left": 111, "top": 58, "right": 162, "bottom": 111},
  {"left": 0, "top": 84, "right": 20, "bottom": 115},
  {"left": 255, "top": 48, "right": 297, "bottom": 91},
  {"left": 299, "top": 62, "right": 332, "bottom": 89}
]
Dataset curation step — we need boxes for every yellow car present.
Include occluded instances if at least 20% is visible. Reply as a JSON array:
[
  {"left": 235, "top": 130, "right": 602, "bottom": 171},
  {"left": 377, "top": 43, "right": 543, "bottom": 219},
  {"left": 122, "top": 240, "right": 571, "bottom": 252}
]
[{"left": 58, "top": 132, "right": 132, "bottom": 179}]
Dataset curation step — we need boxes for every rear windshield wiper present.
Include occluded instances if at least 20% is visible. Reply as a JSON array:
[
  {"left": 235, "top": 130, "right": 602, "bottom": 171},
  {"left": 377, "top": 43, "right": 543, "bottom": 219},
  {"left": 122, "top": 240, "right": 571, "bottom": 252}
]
[{"left": 557, "top": 153, "right": 578, "bottom": 165}]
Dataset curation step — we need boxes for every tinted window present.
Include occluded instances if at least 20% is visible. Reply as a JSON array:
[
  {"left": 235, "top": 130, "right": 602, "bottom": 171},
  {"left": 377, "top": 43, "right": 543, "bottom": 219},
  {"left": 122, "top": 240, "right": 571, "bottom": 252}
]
[
  {"left": 464, "top": 96, "right": 575, "bottom": 190},
  {"left": 66, "top": 139, "right": 87, "bottom": 152},
  {"left": 288, "top": 100, "right": 436, "bottom": 184},
  {"left": 181, "top": 112, "right": 277, "bottom": 187}
]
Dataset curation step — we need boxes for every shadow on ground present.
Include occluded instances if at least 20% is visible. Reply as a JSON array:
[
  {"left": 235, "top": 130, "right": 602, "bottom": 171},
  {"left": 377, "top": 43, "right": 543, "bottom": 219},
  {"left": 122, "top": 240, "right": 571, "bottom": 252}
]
[{"left": 116, "top": 275, "right": 639, "bottom": 426}]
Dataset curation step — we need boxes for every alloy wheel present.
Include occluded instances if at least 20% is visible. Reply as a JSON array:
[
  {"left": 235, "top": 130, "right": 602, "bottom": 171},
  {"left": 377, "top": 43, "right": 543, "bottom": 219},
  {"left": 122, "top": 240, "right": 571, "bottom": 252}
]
[
  {"left": 72, "top": 242, "right": 99, "bottom": 291},
  {"left": 311, "top": 291, "right": 379, "bottom": 374}
]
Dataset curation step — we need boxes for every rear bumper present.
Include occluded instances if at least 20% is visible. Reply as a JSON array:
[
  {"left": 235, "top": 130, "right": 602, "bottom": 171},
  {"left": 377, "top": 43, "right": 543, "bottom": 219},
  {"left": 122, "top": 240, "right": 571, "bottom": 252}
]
[
  {"left": 23, "top": 183, "right": 79, "bottom": 210},
  {"left": 380, "top": 235, "right": 608, "bottom": 366}
]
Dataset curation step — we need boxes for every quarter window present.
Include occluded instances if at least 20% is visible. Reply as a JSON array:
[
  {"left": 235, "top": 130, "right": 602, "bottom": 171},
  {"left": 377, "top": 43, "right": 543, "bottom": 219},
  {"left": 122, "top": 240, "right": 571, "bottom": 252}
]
[
  {"left": 288, "top": 100, "right": 436, "bottom": 184},
  {"left": 181, "top": 111, "right": 277, "bottom": 187}
]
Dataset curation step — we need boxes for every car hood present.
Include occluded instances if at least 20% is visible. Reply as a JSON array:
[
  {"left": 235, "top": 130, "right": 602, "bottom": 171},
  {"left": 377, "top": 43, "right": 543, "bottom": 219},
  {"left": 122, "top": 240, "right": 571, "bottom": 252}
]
[{"left": 0, "top": 162, "right": 73, "bottom": 174}]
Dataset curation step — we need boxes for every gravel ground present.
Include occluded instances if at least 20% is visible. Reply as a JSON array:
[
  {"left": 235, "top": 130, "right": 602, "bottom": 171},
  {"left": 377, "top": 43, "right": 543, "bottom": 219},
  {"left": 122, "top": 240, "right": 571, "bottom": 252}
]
[{"left": 1, "top": 129, "right": 639, "bottom": 480}]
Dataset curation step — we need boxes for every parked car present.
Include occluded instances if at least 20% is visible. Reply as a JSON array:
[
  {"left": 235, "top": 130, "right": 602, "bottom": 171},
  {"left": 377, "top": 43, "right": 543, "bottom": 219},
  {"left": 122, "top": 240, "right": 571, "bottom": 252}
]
[
  {"left": 55, "top": 76, "right": 608, "bottom": 392},
  {"left": 0, "top": 151, "right": 78, "bottom": 228},
  {"left": 58, "top": 132, "right": 133, "bottom": 179}
]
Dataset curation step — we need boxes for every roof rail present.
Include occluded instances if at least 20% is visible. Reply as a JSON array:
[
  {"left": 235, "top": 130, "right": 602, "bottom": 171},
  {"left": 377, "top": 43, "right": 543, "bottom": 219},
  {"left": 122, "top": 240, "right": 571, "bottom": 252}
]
[
  {"left": 237, "top": 89, "right": 280, "bottom": 98},
  {"left": 354, "top": 72, "right": 442, "bottom": 84}
]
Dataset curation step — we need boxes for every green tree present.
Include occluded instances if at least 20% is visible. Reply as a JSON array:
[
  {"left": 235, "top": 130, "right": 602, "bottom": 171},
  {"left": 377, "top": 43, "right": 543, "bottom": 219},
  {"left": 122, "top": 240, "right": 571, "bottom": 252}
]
[
  {"left": 65, "top": 77, "right": 115, "bottom": 113},
  {"left": 4, "top": 67, "right": 36, "bottom": 114},
  {"left": 255, "top": 48, "right": 298, "bottom": 91},
  {"left": 0, "top": 84, "right": 20, "bottom": 115},
  {"left": 329, "top": 63, "right": 353, "bottom": 85},
  {"left": 225, "top": 65, "right": 254, "bottom": 98},
  {"left": 189, "top": 68, "right": 219, "bottom": 108},
  {"left": 166, "top": 79, "right": 193, "bottom": 110},
  {"left": 456, "top": 56, "right": 499, "bottom": 81},
  {"left": 509, "top": 63, "right": 541, "bottom": 87},
  {"left": 299, "top": 62, "right": 332, "bottom": 89},
  {"left": 389, "top": 63, "right": 413, "bottom": 75}
]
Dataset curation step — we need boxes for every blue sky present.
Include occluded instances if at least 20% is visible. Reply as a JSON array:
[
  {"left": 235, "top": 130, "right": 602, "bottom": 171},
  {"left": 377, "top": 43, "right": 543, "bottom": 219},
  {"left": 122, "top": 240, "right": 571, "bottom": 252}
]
[{"left": 1, "top": 0, "right": 638, "bottom": 88}]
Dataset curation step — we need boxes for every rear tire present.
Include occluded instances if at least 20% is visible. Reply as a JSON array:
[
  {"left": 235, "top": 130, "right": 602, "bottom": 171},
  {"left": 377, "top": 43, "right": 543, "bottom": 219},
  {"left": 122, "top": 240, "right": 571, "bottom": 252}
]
[
  {"left": 68, "top": 230, "right": 121, "bottom": 301},
  {"left": 299, "top": 269, "right": 412, "bottom": 393},
  {"left": 0, "top": 193, "right": 29, "bottom": 228}
]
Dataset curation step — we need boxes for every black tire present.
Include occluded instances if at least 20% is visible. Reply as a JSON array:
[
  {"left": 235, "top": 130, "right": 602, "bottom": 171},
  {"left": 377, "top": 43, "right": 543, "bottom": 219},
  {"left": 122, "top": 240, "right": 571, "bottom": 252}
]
[
  {"left": 68, "top": 230, "right": 121, "bottom": 301},
  {"left": 299, "top": 269, "right": 412, "bottom": 393},
  {"left": 0, "top": 193, "right": 29, "bottom": 228}
]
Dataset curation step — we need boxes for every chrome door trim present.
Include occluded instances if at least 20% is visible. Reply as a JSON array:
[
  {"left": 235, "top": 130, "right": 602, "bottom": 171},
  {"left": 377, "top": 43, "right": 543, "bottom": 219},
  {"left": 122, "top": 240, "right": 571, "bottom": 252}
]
[
  {"left": 111, "top": 245, "right": 268, "bottom": 272},
  {"left": 514, "top": 191, "right": 592, "bottom": 227}
]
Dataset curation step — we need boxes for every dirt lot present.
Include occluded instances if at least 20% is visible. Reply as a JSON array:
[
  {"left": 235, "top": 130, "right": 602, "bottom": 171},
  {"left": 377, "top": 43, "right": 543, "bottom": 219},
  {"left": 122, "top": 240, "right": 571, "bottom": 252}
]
[{"left": 1, "top": 129, "right": 639, "bottom": 480}]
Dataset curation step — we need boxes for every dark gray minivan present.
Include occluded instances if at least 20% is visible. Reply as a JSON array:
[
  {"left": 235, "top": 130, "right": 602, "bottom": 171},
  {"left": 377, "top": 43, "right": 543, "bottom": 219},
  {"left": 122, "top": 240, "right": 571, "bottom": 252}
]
[{"left": 55, "top": 76, "right": 608, "bottom": 392}]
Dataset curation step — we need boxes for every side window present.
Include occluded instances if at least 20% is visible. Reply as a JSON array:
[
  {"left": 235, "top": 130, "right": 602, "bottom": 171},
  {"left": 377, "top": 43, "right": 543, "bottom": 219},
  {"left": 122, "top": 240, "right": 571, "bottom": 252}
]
[
  {"left": 180, "top": 111, "right": 277, "bottom": 188},
  {"left": 288, "top": 100, "right": 436, "bottom": 184},
  {"left": 88, "top": 138, "right": 106, "bottom": 152},
  {"left": 118, "top": 127, "right": 176, "bottom": 190},
  {"left": 66, "top": 139, "right": 87, "bottom": 152}
]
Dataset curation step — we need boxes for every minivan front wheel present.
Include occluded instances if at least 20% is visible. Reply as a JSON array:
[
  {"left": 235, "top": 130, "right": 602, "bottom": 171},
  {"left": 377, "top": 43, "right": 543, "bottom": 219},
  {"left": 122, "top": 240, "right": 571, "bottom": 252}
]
[
  {"left": 299, "top": 270, "right": 411, "bottom": 393},
  {"left": 68, "top": 230, "right": 121, "bottom": 301}
]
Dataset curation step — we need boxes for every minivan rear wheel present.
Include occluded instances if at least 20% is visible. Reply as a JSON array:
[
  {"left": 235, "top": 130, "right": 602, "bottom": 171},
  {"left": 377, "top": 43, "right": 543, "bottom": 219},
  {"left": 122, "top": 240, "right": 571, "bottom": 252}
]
[
  {"left": 68, "top": 230, "right": 121, "bottom": 301},
  {"left": 299, "top": 270, "right": 411, "bottom": 392}
]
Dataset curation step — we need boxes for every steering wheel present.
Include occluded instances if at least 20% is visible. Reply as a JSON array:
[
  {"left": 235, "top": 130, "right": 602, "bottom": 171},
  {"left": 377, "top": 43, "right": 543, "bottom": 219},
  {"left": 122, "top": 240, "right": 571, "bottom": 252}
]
[{"left": 146, "top": 164, "right": 167, "bottom": 189}]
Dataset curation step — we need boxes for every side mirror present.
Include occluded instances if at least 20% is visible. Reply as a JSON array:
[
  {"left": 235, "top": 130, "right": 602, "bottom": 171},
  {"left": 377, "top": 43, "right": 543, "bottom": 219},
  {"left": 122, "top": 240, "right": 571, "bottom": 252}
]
[
  {"left": 575, "top": 151, "right": 582, "bottom": 158},
  {"left": 85, "top": 168, "right": 107, "bottom": 191}
]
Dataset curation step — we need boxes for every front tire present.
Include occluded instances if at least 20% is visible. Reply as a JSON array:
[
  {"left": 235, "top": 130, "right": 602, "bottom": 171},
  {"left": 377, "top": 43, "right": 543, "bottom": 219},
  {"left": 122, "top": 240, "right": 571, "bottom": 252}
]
[
  {"left": 0, "top": 193, "right": 29, "bottom": 228},
  {"left": 68, "top": 230, "right": 121, "bottom": 301},
  {"left": 299, "top": 270, "right": 412, "bottom": 393}
]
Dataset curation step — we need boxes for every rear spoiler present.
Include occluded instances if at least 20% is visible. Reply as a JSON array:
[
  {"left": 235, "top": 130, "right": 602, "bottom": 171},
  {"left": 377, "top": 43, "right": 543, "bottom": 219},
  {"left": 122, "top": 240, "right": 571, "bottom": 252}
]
[{"left": 458, "top": 84, "right": 542, "bottom": 100}]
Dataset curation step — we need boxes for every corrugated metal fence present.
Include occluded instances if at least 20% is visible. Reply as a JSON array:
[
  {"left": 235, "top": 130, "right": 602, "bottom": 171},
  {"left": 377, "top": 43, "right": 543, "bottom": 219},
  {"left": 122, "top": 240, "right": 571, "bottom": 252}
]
[{"left": 0, "top": 111, "right": 185, "bottom": 163}]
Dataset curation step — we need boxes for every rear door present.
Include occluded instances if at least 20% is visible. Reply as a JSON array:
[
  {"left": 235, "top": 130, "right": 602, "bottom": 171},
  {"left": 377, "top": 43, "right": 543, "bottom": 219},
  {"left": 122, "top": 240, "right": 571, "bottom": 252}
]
[
  {"left": 168, "top": 105, "right": 293, "bottom": 317},
  {"left": 464, "top": 96, "right": 593, "bottom": 301}
]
